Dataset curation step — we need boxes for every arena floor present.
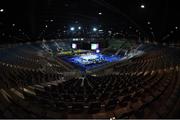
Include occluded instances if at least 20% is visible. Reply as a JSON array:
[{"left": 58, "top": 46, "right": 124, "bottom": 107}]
[{"left": 61, "top": 52, "right": 122, "bottom": 71}]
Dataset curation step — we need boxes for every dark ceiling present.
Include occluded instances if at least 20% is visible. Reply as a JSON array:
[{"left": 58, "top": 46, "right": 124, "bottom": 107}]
[{"left": 0, "top": 0, "right": 179, "bottom": 43}]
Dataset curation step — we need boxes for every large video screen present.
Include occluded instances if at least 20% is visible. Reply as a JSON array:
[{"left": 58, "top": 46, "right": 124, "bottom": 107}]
[
  {"left": 91, "top": 43, "right": 99, "bottom": 50},
  {"left": 72, "top": 43, "right": 77, "bottom": 49}
]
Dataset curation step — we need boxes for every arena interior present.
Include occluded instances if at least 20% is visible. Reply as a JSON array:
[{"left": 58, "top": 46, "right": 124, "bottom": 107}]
[{"left": 0, "top": 0, "right": 180, "bottom": 119}]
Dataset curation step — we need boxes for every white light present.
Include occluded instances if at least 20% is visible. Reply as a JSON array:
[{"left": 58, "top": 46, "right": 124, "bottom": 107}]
[
  {"left": 0, "top": 9, "right": 4, "bottom": 12},
  {"left": 93, "top": 27, "right": 97, "bottom": 32},
  {"left": 78, "top": 26, "right": 81, "bottom": 30},
  {"left": 108, "top": 31, "right": 112, "bottom": 34},
  {"left": 96, "top": 49, "right": 100, "bottom": 53},
  {"left": 175, "top": 26, "right": 178, "bottom": 29},
  {"left": 72, "top": 43, "right": 77, "bottom": 49},
  {"left": 45, "top": 25, "right": 48, "bottom": 28},
  {"left": 50, "top": 19, "right": 54, "bottom": 22},
  {"left": 12, "top": 24, "right": 15, "bottom": 27},
  {"left": 98, "top": 12, "right": 102, "bottom": 15},
  {"left": 72, "top": 38, "right": 79, "bottom": 41},
  {"left": 70, "top": 27, "right": 75, "bottom": 31},
  {"left": 140, "top": 4, "right": 145, "bottom": 8},
  {"left": 147, "top": 21, "right": 151, "bottom": 24}
]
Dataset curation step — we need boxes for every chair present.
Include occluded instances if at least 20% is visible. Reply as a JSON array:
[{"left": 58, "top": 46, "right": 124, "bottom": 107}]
[{"left": 88, "top": 102, "right": 101, "bottom": 113}]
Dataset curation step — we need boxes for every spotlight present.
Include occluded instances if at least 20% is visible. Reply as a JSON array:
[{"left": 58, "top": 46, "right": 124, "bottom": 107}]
[
  {"left": 70, "top": 27, "right": 75, "bottom": 31},
  {"left": 98, "top": 12, "right": 102, "bottom": 15},
  {"left": 140, "top": 4, "right": 145, "bottom": 8},
  {"left": 96, "top": 49, "right": 100, "bottom": 53},
  {"left": 0, "top": 9, "right": 4, "bottom": 12},
  {"left": 78, "top": 26, "right": 81, "bottom": 30},
  {"left": 93, "top": 27, "right": 97, "bottom": 32}
]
